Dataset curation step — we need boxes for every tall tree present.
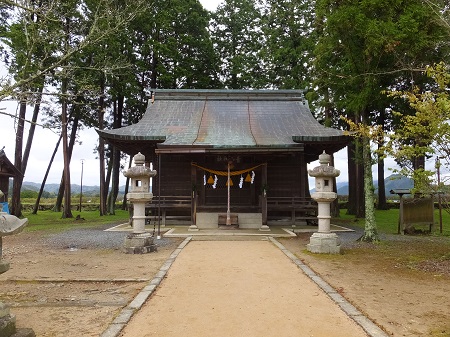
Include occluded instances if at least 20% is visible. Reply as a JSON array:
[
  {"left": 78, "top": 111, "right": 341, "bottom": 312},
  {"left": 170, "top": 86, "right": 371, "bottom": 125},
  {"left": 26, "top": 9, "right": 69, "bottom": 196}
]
[
  {"left": 1, "top": 0, "right": 148, "bottom": 216},
  {"left": 388, "top": 63, "right": 450, "bottom": 191},
  {"left": 260, "top": 0, "right": 316, "bottom": 89},
  {"left": 313, "top": 0, "right": 448, "bottom": 241},
  {"left": 210, "top": 0, "right": 264, "bottom": 89}
]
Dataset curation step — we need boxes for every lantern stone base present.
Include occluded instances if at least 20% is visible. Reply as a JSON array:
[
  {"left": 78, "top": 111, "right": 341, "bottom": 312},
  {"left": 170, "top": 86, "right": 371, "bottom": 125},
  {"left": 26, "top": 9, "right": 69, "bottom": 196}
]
[
  {"left": 123, "top": 233, "right": 157, "bottom": 254},
  {"left": 0, "top": 303, "right": 35, "bottom": 337},
  {"left": 0, "top": 260, "right": 10, "bottom": 274},
  {"left": 307, "top": 232, "right": 341, "bottom": 254}
]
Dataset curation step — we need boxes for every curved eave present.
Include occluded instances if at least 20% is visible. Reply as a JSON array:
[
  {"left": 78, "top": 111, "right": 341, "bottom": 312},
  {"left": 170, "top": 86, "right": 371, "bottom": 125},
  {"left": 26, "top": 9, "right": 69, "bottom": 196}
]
[
  {"left": 96, "top": 129, "right": 166, "bottom": 157},
  {"left": 96, "top": 129, "right": 166, "bottom": 142},
  {"left": 0, "top": 151, "right": 23, "bottom": 178},
  {"left": 292, "top": 135, "right": 350, "bottom": 162}
]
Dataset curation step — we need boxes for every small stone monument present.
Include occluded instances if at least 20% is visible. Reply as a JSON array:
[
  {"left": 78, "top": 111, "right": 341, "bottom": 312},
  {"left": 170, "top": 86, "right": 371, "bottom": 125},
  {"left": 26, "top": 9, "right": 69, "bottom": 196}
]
[
  {"left": 0, "top": 213, "right": 35, "bottom": 337},
  {"left": 307, "top": 151, "right": 341, "bottom": 254},
  {"left": 123, "top": 152, "right": 157, "bottom": 254}
]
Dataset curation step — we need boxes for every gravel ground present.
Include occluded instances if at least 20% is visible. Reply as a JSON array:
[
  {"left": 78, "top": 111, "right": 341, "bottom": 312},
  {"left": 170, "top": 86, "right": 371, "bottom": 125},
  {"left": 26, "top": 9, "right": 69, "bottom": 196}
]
[
  {"left": 42, "top": 223, "right": 446, "bottom": 251},
  {"left": 43, "top": 224, "right": 174, "bottom": 250},
  {"left": 335, "top": 223, "right": 449, "bottom": 249}
]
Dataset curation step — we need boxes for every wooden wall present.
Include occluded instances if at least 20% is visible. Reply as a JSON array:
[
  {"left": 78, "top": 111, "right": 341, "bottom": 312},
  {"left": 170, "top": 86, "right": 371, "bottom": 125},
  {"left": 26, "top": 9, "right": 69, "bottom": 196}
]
[{"left": 154, "top": 152, "right": 309, "bottom": 206}]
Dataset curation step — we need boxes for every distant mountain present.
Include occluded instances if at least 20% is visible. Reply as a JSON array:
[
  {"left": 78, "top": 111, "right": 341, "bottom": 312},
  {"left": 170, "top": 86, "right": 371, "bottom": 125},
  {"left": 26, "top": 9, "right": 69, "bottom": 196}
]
[
  {"left": 20, "top": 181, "right": 126, "bottom": 195},
  {"left": 314, "top": 174, "right": 413, "bottom": 196},
  {"left": 20, "top": 174, "right": 413, "bottom": 197}
]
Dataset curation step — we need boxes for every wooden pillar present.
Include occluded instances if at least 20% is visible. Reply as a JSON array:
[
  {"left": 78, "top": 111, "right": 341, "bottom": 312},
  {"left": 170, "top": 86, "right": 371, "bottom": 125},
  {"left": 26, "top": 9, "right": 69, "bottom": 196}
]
[
  {"left": 299, "top": 152, "right": 308, "bottom": 198},
  {"left": 189, "top": 163, "right": 199, "bottom": 231},
  {"left": 191, "top": 164, "right": 197, "bottom": 226},
  {"left": 398, "top": 195, "right": 404, "bottom": 235},
  {"left": 262, "top": 163, "right": 268, "bottom": 226},
  {"left": 157, "top": 154, "right": 161, "bottom": 233}
]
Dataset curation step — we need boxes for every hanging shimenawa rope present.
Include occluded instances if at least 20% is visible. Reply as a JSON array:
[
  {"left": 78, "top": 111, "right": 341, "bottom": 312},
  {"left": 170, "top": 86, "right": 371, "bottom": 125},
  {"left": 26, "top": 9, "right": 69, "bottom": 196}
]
[{"left": 191, "top": 163, "right": 265, "bottom": 177}]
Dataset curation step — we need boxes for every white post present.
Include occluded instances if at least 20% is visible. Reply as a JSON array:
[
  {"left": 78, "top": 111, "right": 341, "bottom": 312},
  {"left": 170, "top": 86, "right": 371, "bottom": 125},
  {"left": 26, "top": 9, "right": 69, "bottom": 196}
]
[{"left": 226, "top": 161, "right": 231, "bottom": 225}]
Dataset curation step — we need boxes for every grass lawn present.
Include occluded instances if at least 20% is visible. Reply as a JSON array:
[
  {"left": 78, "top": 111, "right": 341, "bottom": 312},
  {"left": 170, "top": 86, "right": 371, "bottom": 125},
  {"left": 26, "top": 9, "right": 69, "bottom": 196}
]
[
  {"left": 21, "top": 209, "right": 130, "bottom": 233},
  {"left": 336, "top": 208, "right": 450, "bottom": 236}
]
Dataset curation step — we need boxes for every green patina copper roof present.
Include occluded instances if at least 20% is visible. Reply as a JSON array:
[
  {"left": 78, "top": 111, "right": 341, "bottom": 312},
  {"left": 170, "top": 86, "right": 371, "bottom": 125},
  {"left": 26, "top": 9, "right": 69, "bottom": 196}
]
[{"left": 97, "top": 89, "right": 348, "bottom": 156}]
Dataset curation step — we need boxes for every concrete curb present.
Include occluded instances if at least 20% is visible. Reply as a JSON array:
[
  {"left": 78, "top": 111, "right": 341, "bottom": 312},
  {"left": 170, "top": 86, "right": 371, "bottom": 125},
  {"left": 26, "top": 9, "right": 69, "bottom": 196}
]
[
  {"left": 269, "top": 237, "right": 389, "bottom": 337},
  {"left": 100, "top": 236, "right": 192, "bottom": 337}
]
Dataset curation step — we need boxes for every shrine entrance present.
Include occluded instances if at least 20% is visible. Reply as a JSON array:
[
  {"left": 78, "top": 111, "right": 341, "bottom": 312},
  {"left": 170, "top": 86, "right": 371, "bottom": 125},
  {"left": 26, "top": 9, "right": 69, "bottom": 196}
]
[{"left": 192, "top": 157, "right": 267, "bottom": 230}]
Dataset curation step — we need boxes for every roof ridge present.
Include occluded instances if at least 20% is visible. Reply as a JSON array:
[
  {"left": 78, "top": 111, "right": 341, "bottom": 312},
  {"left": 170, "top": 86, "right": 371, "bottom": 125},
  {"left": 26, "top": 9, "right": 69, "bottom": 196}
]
[
  {"left": 247, "top": 100, "right": 258, "bottom": 146},
  {"left": 192, "top": 98, "right": 208, "bottom": 145}
]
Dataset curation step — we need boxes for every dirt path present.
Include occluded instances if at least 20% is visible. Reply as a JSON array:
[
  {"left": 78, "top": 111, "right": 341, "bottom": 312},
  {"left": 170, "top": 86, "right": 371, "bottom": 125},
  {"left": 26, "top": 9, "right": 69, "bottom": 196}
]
[
  {"left": 119, "top": 240, "right": 368, "bottom": 337},
  {"left": 1, "top": 227, "right": 448, "bottom": 336}
]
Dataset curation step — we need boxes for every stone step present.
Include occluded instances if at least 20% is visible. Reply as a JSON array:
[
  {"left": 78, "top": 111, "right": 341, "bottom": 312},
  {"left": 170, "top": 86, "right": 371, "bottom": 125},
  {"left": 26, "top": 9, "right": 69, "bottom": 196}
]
[
  {"left": 11, "top": 328, "right": 36, "bottom": 337},
  {"left": 0, "top": 314, "right": 16, "bottom": 337}
]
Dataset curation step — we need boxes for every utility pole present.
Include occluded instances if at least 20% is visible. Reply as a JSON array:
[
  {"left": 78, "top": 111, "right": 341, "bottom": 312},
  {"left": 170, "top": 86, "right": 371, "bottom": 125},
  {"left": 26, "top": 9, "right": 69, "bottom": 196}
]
[{"left": 79, "top": 159, "right": 84, "bottom": 213}]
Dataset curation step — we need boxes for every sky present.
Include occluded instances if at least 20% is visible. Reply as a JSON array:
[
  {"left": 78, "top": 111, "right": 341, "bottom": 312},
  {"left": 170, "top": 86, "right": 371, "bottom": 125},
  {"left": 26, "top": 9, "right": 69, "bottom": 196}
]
[{"left": 0, "top": 0, "right": 399, "bottom": 188}]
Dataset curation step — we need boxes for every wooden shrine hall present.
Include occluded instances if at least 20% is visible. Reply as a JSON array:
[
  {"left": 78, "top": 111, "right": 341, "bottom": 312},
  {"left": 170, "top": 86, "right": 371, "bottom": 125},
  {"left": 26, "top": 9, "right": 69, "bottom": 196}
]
[{"left": 97, "top": 89, "right": 349, "bottom": 230}]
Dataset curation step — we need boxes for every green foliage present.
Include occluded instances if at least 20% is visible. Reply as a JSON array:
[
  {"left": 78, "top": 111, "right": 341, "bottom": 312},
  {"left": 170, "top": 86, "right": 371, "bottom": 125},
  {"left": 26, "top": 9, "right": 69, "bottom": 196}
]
[
  {"left": 20, "top": 189, "right": 39, "bottom": 199},
  {"left": 210, "top": 0, "right": 264, "bottom": 89},
  {"left": 388, "top": 63, "right": 450, "bottom": 192},
  {"left": 313, "top": 0, "right": 449, "bottom": 241},
  {"left": 259, "top": 0, "right": 315, "bottom": 90}
]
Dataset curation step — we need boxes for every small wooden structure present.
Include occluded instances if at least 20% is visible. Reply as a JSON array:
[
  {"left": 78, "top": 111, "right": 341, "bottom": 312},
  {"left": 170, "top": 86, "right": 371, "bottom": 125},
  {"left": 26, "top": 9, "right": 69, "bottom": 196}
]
[
  {"left": 0, "top": 149, "right": 22, "bottom": 212},
  {"left": 98, "top": 90, "right": 349, "bottom": 228},
  {"left": 390, "top": 189, "right": 435, "bottom": 234}
]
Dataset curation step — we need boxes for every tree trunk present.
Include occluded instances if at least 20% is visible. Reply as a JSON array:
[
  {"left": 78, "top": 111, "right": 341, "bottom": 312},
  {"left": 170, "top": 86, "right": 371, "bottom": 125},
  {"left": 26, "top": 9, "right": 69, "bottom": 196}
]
[
  {"left": 59, "top": 108, "right": 79, "bottom": 218},
  {"left": 377, "top": 147, "right": 388, "bottom": 210},
  {"left": 98, "top": 77, "right": 107, "bottom": 216},
  {"left": 104, "top": 155, "right": 113, "bottom": 198},
  {"left": 330, "top": 153, "right": 340, "bottom": 217},
  {"left": 22, "top": 85, "right": 43, "bottom": 174},
  {"left": 356, "top": 143, "right": 365, "bottom": 218},
  {"left": 53, "top": 173, "right": 64, "bottom": 212},
  {"left": 377, "top": 109, "right": 388, "bottom": 210},
  {"left": 121, "top": 156, "right": 132, "bottom": 210},
  {"left": 60, "top": 17, "right": 72, "bottom": 219},
  {"left": 10, "top": 100, "right": 27, "bottom": 217},
  {"left": 360, "top": 135, "right": 379, "bottom": 242},
  {"left": 413, "top": 154, "right": 425, "bottom": 171},
  {"left": 150, "top": 48, "right": 158, "bottom": 89},
  {"left": 33, "top": 134, "right": 62, "bottom": 214},
  {"left": 347, "top": 141, "right": 357, "bottom": 215},
  {"left": 107, "top": 95, "right": 123, "bottom": 214}
]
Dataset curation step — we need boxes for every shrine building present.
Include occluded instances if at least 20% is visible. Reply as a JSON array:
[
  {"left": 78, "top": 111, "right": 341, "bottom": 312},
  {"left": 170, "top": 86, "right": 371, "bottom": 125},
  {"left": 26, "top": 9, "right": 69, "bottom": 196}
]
[
  {"left": 0, "top": 149, "right": 22, "bottom": 213},
  {"left": 97, "top": 89, "right": 348, "bottom": 230}
]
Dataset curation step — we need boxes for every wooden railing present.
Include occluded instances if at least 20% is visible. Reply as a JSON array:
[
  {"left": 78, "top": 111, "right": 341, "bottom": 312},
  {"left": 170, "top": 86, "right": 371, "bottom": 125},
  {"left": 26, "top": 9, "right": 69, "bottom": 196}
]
[
  {"left": 147, "top": 196, "right": 192, "bottom": 208},
  {"left": 145, "top": 195, "right": 192, "bottom": 226},
  {"left": 129, "top": 195, "right": 318, "bottom": 226},
  {"left": 267, "top": 197, "right": 317, "bottom": 225}
]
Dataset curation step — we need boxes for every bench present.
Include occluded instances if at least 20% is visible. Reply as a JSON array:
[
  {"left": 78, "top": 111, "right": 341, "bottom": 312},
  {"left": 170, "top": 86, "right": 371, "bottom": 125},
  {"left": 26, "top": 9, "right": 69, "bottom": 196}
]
[
  {"left": 128, "top": 196, "right": 192, "bottom": 226},
  {"left": 267, "top": 197, "right": 317, "bottom": 225},
  {"left": 149, "top": 195, "right": 192, "bottom": 226}
]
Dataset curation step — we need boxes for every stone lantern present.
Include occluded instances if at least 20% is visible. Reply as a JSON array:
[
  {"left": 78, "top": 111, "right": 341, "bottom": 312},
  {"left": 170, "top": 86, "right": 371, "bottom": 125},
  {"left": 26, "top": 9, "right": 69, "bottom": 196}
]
[
  {"left": 1, "top": 213, "right": 35, "bottom": 337},
  {"left": 307, "top": 151, "right": 341, "bottom": 254},
  {"left": 123, "top": 152, "right": 157, "bottom": 254}
]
